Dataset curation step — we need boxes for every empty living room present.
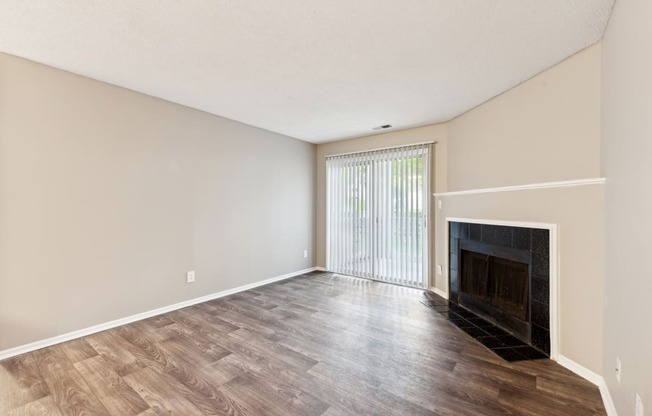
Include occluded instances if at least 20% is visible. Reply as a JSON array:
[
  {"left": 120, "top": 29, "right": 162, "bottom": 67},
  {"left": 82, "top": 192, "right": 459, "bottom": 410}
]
[{"left": 1, "top": 1, "right": 650, "bottom": 415}]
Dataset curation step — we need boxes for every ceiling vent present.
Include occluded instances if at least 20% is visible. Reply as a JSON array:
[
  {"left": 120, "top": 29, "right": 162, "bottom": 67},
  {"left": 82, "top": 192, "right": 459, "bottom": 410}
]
[{"left": 372, "top": 124, "right": 392, "bottom": 131}]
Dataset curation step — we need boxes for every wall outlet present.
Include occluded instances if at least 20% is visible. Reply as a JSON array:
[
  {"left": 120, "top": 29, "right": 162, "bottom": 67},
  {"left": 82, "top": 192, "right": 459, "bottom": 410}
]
[
  {"left": 437, "top": 264, "right": 443, "bottom": 275},
  {"left": 186, "top": 271, "right": 195, "bottom": 283},
  {"left": 615, "top": 357, "right": 621, "bottom": 383},
  {"left": 303, "top": 249, "right": 308, "bottom": 258},
  {"left": 636, "top": 393, "right": 644, "bottom": 416},
  {"left": 437, "top": 200, "right": 443, "bottom": 210}
]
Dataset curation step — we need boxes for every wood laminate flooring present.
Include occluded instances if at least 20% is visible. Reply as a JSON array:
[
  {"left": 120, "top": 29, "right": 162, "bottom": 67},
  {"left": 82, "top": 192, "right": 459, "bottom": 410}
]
[{"left": 0, "top": 271, "right": 606, "bottom": 415}]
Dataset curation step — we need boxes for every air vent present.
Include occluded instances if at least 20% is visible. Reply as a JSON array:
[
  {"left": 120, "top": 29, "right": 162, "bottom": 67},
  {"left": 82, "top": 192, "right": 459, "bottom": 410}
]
[{"left": 372, "top": 124, "right": 392, "bottom": 131}]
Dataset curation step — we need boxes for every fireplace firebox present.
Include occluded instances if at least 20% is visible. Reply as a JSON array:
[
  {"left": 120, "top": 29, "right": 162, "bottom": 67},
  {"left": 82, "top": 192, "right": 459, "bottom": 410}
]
[
  {"left": 459, "top": 240, "right": 531, "bottom": 342},
  {"left": 449, "top": 221, "right": 550, "bottom": 356}
]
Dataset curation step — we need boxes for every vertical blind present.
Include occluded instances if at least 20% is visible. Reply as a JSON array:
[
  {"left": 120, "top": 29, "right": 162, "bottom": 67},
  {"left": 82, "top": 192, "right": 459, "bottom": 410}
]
[{"left": 326, "top": 143, "right": 430, "bottom": 288}]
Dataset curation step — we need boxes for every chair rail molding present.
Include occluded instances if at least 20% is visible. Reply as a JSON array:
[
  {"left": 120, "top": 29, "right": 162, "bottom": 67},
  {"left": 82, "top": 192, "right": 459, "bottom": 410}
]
[{"left": 434, "top": 178, "right": 605, "bottom": 197}]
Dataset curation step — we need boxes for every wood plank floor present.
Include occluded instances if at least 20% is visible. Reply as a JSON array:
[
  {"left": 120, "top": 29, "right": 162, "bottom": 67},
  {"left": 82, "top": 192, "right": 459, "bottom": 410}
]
[{"left": 0, "top": 271, "right": 606, "bottom": 415}]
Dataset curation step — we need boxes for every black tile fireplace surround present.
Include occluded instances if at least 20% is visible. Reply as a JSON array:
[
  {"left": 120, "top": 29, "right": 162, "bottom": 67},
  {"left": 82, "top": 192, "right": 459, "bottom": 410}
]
[{"left": 448, "top": 221, "right": 550, "bottom": 359}]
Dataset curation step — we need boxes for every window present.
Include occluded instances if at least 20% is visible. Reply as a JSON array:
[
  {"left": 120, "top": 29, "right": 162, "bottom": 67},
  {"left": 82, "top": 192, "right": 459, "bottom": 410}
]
[{"left": 326, "top": 143, "right": 430, "bottom": 287}]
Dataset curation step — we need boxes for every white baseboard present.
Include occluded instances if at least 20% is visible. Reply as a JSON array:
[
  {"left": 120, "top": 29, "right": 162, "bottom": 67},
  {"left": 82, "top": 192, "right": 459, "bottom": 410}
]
[
  {"left": 431, "top": 286, "right": 449, "bottom": 299},
  {"left": 314, "top": 266, "right": 328, "bottom": 271},
  {"left": 598, "top": 379, "right": 617, "bottom": 416},
  {"left": 557, "top": 355, "right": 617, "bottom": 416},
  {"left": 557, "top": 355, "right": 603, "bottom": 385},
  {"left": 0, "top": 267, "right": 317, "bottom": 361}
]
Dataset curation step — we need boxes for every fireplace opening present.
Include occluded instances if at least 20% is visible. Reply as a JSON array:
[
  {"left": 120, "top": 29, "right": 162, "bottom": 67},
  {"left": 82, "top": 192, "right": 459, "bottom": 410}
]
[
  {"left": 448, "top": 222, "right": 551, "bottom": 358},
  {"left": 458, "top": 239, "right": 532, "bottom": 343},
  {"left": 460, "top": 250, "right": 530, "bottom": 320}
]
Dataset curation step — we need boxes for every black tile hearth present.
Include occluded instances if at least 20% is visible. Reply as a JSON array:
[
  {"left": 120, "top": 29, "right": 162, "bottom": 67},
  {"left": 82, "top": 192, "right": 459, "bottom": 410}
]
[
  {"left": 449, "top": 317, "right": 475, "bottom": 328},
  {"left": 513, "top": 346, "right": 549, "bottom": 360},
  {"left": 450, "top": 308, "right": 477, "bottom": 320},
  {"left": 491, "top": 347, "right": 528, "bottom": 361},
  {"left": 477, "top": 336, "right": 506, "bottom": 349},
  {"left": 448, "top": 221, "right": 551, "bottom": 362},
  {"left": 495, "top": 334, "right": 527, "bottom": 347},
  {"left": 462, "top": 326, "right": 490, "bottom": 337},
  {"left": 531, "top": 323, "right": 551, "bottom": 355},
  {"left": 480, "top": 326, "right": 510, "bottom": 337},
  {"left": 422, "top": 295, "right": 549, "bottom": 362},
  {"left": 467, "top": 317, "right": 494, "bottom": 327}
]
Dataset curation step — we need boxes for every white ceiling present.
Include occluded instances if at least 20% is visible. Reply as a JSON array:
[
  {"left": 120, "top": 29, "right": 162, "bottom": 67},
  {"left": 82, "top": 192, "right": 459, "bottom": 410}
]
[{"left": 0, "top": 1, "right": 613, "bottom": 143}]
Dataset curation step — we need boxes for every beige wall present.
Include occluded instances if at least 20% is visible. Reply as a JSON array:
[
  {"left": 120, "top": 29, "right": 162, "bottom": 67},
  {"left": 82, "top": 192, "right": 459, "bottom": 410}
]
[
  {"left": 441, "top": 44, "right": 604, "bottom": 372},
  {"left": 315, "top": 124, "right": 449, "bottom": 274},
  {"left": 448, "top": 45, "right": 602, "bottom": 191},
  {"left": 601, "top": 0, "right": 652, "bottom": 413},
  {"left": 0, "top": 53, "right": 315, "bottom": 351}
]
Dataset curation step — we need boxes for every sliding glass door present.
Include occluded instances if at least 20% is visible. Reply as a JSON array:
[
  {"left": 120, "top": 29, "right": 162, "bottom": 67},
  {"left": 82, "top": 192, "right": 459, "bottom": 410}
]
[{"left": 326, "top": 143, "right": 430, "bottom": 288}]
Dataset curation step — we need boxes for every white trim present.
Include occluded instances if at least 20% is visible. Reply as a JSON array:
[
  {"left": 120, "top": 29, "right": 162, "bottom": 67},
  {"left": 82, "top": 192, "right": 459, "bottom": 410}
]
[
  {"left": 549, "top": 223, "right": 560, "bottom": 360},
  {"left": 0, "top": 267, "right": 317, "bottom": 361},
  {"left": 326, "top": 155, "right": 331, "bottom": 271},
  {"left": 443, "top": 217, "right": 450, "bottom": 297},
  {"left": 557, "top": 356, "right": 617, "bottom": 416},
  {"left": 422, "top": 148, "right": 431, "bottom": 288},
  {"left": 445, "top": 217, "right": 555, "bottom": 230},
  {"left": 599, "top": 379, "right": 618, "bottom": 416},
  {"left": 315, "top": 266, "right": 328, "bottom": 272},
  {"left": 557, "top": 355, "right": 603, "bottom": 385},
  {"left": 431, "top": 287, "right": 449, "bottom": 299},
  {"left": 433, "top": 177, "right": 605, "bottom": 197},
  {"left": 442, "top": 217, "right": 560, "bottom": 361},
  {"left": 325, "top": 141, "right": 435, "bottom": 159}
]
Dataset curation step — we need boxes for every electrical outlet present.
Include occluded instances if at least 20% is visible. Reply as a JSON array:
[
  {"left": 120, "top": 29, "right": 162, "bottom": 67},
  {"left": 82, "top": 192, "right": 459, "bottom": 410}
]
[
  {"left": 615, "top": 357, "right": 621, "bottom": 382},
  {"left": 303, "top": 249, "right": 308, "bottom": 258},
  {"left": 437, "top": 264, "right": 443, "bottom": 275},
  {"left": 186, "top": 271, "right": 195, "bottom": 283},
  {"left": 636, "top": 393, "right": 644, "bottom": 416},
  {"left": 437, "top": 200, "right": 443, "bottom": 210}
]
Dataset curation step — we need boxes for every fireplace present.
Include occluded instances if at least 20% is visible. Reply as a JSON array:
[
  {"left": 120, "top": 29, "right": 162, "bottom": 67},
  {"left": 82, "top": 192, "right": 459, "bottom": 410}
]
[
  {"left": 449, "top": 221, "right": 550, "bottom": 355},
  {"left": 459, "top": 240, "right": 531, "bottom": 342}
]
